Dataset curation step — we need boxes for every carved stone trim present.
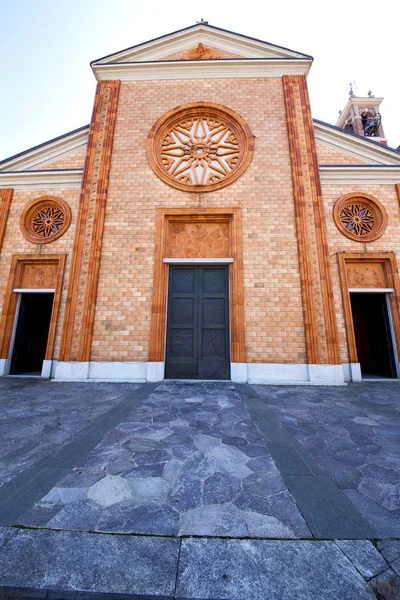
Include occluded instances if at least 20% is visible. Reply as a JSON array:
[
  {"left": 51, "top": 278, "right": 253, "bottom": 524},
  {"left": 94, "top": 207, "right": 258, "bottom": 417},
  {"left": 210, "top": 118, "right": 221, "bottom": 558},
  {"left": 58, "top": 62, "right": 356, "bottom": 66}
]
[
  {"left": 0, "top": 255, "right": 66, "bottom": 360},
  {"left": 147, "top": 102, "right": 254, "bottom": 193},
  {"left": 283, "top": 75, "right": 340, "bottom": 365},
  {"left": 333, "top": 192, "right": 387, "bottom": 242},
  {"left": 338, "top": 252, "right": 400, "bottom": 363},
  {"left": 149, "top": 208, "right": 246, "bottom": 364},
  {"left": 20, "top": 196, "right": 71, "bottom": 244},
  {"left": 0, "top": 188, "right": 13, "bottom": 254},
  {"left": 58, "top": 80, "right": 120, "bottom": 362}
]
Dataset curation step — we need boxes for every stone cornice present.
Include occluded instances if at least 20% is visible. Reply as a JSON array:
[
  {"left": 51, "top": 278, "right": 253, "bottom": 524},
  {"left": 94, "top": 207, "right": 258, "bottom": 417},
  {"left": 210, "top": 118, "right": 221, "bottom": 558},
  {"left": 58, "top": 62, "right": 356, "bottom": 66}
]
[
  {"left": 92, "top": 58, "right": 312, "bottom": 81},
  {"left": 91, "top": 23, "right": 312, "bottom": 65},
  {"left": 0, "top": 127, "right": 89, "bottom": 172},
  {"left": 319, "top": 165, "right": 400, "bottom": 184},
  {"left": 0, "top": 169, "right": 84, "bottom": 190}
]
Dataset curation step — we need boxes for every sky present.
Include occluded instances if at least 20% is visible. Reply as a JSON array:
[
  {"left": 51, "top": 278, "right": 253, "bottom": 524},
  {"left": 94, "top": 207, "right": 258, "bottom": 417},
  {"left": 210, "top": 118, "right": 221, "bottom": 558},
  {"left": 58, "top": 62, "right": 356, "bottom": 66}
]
[{"left": 0, "top": 0, "right": 399, "bottom": 163}]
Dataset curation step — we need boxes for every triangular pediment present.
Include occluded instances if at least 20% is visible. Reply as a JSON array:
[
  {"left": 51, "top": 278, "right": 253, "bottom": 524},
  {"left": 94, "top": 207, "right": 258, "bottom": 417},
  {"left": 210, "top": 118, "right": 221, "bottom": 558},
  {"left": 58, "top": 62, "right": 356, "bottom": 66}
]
[
  {"left": 314, "top": 120, "right": 400, "bottom": 166},
  {"left": 0, "top": 126, "right": 89, "bottom": 172},
  {"left": 91, "top": 23, "right": 312, "bottom": 65}
]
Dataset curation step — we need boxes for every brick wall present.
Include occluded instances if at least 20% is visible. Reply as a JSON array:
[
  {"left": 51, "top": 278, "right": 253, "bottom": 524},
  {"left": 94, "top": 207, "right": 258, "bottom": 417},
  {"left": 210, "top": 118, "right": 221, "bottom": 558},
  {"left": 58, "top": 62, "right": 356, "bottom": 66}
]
[
  {"left": 322, "top": 183, "right": 400, "bottom": 361},
  {"left": 35, "top": 147, "right": 87, "bottom": 170},
  {"left": 91, "top": 77, "right": 307, "bottom": 364},
  {"left": 0, "top": 188, "right": 80, "bottom": 356},
  {"left": 316, "top": 142, "right": 366, "bottom": 165}
]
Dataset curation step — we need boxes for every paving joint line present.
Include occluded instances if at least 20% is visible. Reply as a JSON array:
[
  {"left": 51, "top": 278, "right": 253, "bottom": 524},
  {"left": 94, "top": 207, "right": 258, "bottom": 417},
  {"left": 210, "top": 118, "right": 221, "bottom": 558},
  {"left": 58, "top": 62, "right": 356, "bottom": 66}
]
[
  {"left": 0, "top": 382, "right": 160, "bottom": 527},
  {"left": 234, "top": 383, "right": 378, "bottom": 540}
]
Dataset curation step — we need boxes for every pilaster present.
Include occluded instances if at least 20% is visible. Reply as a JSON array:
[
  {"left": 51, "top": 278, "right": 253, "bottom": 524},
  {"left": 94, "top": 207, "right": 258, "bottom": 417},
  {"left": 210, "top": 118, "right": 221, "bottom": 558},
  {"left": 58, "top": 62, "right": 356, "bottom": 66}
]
[
  {"left": 0, "top": 189, "right": 13, "bottom": 254},
  {"left": 59, "top": 80, "right": 120, "bottom": 362},
  {"left": 283, "top": 75, "right": 340, "bottom": 365}
]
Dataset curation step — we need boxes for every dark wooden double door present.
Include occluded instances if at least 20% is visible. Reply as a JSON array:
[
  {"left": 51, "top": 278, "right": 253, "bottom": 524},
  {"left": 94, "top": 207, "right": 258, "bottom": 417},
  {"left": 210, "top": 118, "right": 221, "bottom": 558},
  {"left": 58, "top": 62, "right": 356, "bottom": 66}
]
[{"left": 165, "top": 266, "right": 230, "bottom": 380}]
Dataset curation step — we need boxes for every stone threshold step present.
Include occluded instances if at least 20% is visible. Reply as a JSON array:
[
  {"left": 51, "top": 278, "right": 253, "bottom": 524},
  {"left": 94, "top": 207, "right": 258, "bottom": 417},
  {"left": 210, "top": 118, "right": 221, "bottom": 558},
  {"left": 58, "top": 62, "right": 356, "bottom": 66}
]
[{"left": 0, "top": 529, "right": 387, "bottom": 600}]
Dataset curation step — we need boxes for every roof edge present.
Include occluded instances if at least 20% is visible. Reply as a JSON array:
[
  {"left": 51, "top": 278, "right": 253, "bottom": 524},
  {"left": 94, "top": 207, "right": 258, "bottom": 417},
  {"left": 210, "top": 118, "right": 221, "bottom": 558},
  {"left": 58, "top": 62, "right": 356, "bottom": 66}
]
[
  {"left": 0, "top": 125, "right": 90, "bottom": 168},
  {"left": 0, "top": 125, "right": 90, "bottom": 171},
  {"left": 314, "top": 119, "right": 400, "bottom": 156},
  {"left": 91, "top": 22, "right": 313, "bottom": 65}
]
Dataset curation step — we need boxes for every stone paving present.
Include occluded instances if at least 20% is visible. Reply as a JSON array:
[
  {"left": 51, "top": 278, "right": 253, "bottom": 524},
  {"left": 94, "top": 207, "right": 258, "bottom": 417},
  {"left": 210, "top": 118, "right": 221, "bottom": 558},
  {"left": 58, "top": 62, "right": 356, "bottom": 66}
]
[
  {"left": 0, "top": 379, "right": 139, "bottom": 488},
  {"left": 0, "top": 378, "right": 399, "bottom": 599},
  {"left": 17, "top": 382, "right": 310, "bottom": 538},
  {"left": 254, "top": 383, "right": 400, "bottom": 538}
]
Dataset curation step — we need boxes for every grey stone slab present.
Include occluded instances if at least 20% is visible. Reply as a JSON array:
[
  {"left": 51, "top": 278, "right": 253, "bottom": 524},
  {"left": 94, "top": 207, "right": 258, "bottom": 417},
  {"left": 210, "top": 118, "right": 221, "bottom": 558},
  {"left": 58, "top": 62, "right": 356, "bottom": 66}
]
[
  {"left": 267, "top": 441, "right": 315, "bottom": 475},
  {"left": 57, "top": 468, "right": 105, "bottom": 488},
  {"left": 392, "top": 558, "right": 400, "bottom": 577},
  {"left": 242, "top": 471, "right": 287, "bottom": 497},
  {"left": 0, "top": 527, "right": 17, "bottom": 550},
  {"left": 125, "top": 462, "right": 166, "bottom": 478},
  {"left": 358, "top": 465, "right": 400, "bottom": 512},
  {"left": 344, "top": 489, "right": 400, "bottom": 538},
  {"left": 218, "top": 459, "right": 252, "bottom": 479},
  {"left": 179, "top": 504, "right": 248, "bottom": 537},
  {"left": 336, "top": 540, "right": 388, "bottom": 579},
  {"left": 46, "top": 499, "right": 102, "bottom": 531},
  {"left": 176, "top": 538, "right": 376, "bottom": 600},
  {"left": 0, "top": 529, "right": 179, "bottom": 597},
  {"left": 87, "top": 475, "right": 133, "bottom": 507},
  {"left": 16, "top": 502, "right": 64, "bottom": 527},
  {"left": 369, "top": 567, "right": 400, "bottom": 600},
  {"left": 97, "top": 500, "right": 180, "bottom": 535},
  {"left": 284, "top": 475, "right": 377, "bottom": 539},
  {"left": 244, "top": 512, "right": 295, "bottom": 538},
  {"left": 203, "top": 472, "right": 241, "bottom": 504},
  {"left": 0, "top": 383, "right": 158, "bottom": 526},
  {"left": 168, "top": 475, "right": 202, "bottom": 512},
  {"left": 377, "top": 541, "right": 400, "bottom": 563},
  {"left": 129, "top": 477, "right": 170, "bottom": 501},
  {"left": 37, "top": 383, "right": 160, "bottom": 469},
  {"left": 41, "top": 486, "right": 88, "bottom": 504},
  {"left": 0, "top": 466, "right": 70, "bottom": 526}
]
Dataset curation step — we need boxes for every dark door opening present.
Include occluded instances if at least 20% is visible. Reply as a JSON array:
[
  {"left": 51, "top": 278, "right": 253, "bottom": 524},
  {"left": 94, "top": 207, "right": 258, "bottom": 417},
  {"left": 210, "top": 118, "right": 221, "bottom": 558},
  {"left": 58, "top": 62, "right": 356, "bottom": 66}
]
[
  {"left": 350, "top": 292, "right": 397, "bottom": 378},
  {"left": 165, "top": 266, "right": 230, "bottom": 380},
  {"left": 10, "top": 293, "right": 54, "bottom": 375}
]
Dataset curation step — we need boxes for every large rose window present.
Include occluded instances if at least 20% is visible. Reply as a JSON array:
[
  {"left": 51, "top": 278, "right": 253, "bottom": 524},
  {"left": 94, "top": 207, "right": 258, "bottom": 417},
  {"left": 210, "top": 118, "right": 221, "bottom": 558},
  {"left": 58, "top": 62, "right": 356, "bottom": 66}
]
[{"left": 147, "top": 102, "right": 254, "bottom": 192}]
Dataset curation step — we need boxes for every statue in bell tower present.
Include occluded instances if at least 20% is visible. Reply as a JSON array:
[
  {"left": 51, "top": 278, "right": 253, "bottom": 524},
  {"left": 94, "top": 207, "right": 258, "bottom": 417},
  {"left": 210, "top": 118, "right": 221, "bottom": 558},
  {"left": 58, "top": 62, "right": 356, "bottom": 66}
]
[{"left": 336, "top": 87, "right": 386, "bottom": 144}]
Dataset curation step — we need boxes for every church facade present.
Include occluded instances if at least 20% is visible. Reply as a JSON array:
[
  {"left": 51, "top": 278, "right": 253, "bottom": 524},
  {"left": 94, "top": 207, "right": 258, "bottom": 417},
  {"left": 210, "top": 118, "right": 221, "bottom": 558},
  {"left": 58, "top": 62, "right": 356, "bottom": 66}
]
[{"left": 1, "top": 23, "right": 400, "bottom": 385}]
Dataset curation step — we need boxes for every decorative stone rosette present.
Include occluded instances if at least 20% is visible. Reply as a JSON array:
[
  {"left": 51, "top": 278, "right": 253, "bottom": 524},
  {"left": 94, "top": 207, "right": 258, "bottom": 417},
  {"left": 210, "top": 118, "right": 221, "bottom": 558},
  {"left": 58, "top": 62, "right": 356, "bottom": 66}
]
[
  {"left": 333, "top": 192, "right": 387, "bottom": 242},
  {"left": 20, "top": 196, "right": 71, "bottom": 244},
  {"left": 147, "top": 102, "right": 254, "bottom": 192}
]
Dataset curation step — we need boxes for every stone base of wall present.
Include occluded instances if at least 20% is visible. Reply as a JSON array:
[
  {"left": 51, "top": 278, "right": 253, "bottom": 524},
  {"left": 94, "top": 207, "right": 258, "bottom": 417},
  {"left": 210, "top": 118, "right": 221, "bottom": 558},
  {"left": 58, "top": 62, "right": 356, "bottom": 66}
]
[
  {"left": 42, "top": 360, "right": 366, "bottom": 385},
  {"left": 0, "top": 359, "right": 367, "bottom": 384}
]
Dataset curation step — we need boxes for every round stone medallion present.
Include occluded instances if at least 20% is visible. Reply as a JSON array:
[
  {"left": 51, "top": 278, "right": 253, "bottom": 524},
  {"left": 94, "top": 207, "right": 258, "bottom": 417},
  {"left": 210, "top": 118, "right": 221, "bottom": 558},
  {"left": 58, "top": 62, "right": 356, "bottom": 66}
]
[
  {"left": 333, "top": 192, "right": 387, "bottom": 242},
  {"left": 20, "top": 196, "right": 71, "bottom": 244}
]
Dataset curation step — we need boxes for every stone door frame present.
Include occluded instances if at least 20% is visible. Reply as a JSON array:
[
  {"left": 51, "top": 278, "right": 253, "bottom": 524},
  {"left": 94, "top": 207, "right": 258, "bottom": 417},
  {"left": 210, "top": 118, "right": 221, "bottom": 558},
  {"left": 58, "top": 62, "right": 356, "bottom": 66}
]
[
  {"left": 338, "top": 252, "right": 400, "bottom": 373},
  {"left": 149, "top": 208, "right": 246, "bottom": 378},
  {"left": 0, "top": 254, "right": 66, "bottom": 377}
]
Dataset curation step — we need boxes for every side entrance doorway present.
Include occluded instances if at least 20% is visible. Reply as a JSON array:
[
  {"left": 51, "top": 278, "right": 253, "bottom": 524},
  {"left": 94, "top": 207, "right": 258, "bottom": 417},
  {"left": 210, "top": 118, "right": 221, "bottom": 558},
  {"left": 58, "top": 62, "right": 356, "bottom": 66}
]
[
  {"left": 350, "top": 292, "right": 397, "bottom": 378},
  {"left": 10, "top": 293, "right": 54, "bottom": 375},
  {"left": 165, "top": 266, "right": 230, "bottom": 380}
]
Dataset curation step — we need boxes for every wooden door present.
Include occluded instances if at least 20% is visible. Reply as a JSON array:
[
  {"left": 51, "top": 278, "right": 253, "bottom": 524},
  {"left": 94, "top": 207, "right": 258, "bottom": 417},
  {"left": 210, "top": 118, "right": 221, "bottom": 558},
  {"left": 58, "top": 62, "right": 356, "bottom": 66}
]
[{"left": 165, "top": 266, "right": 230, "bottom": 380}]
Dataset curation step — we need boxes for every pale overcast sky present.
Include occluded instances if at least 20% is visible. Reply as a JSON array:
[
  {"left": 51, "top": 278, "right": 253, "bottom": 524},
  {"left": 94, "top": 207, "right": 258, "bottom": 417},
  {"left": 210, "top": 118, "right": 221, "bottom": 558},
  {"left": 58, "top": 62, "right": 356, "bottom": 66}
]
[{"left": 0, "top": 0, "right": 399, "bottom": 162}]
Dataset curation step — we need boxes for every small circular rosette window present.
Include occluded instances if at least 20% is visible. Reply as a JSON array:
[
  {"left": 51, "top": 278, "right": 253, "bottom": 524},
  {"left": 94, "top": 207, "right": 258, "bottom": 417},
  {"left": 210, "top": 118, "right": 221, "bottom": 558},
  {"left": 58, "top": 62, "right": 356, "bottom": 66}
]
[
  {"left": 147, "top": 102, "right": 254, "bottom": 192},
  {"left": 20, "top": 196, "right": 71, "bottom": 244},
  {"left": 333, "top": 193, "right": 387, "bottom": 242}
]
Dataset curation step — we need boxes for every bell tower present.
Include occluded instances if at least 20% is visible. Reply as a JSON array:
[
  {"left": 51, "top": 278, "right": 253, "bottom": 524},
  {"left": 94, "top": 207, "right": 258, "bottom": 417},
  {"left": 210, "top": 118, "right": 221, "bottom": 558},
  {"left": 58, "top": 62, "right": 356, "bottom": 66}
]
[{"left": 336, "top": 88, "right": 386, "bottom": 144}]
